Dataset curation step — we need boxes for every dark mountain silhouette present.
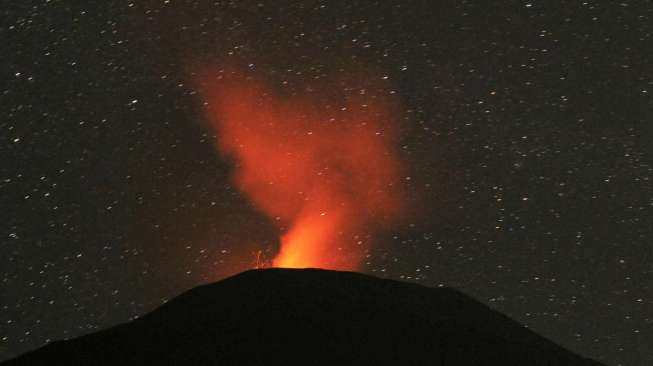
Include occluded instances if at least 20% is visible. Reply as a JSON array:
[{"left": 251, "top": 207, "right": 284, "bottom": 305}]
[{"left": 3, "top": 268, "right": 605, "bottom": 365}]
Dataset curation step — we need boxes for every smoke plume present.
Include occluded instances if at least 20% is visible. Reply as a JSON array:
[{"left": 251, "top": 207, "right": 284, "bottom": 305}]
[{"left": 197, "top": 66, "right": 405, "bottom": 270}]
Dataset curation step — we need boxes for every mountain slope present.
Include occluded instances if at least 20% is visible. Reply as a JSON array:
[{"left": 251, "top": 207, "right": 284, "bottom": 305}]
[{"left": 3, "top": 268, "right": 605, "bottom": 365}]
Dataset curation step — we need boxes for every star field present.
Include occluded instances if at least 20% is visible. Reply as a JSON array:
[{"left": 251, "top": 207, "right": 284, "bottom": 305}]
[{"left": 1, "top": 2, "right": 652, "bottom": 365}]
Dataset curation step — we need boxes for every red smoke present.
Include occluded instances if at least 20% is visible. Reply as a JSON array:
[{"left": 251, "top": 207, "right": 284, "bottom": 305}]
[{"left": 197, "top": 67, "right": 404, "bottom": 271}]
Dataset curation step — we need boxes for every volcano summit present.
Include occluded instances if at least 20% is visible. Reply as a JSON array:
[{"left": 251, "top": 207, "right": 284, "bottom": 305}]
[{"left": 3, "top": 268, "right": 605, "bottom": 365}]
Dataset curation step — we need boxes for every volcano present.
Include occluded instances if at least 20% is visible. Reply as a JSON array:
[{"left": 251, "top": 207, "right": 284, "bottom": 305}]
[{"left": 3, "top": 268, "right": 605, "bottom": 365}]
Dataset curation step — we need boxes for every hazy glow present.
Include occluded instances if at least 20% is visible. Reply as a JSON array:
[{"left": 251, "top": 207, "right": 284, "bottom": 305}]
[{"left": 197, "top": 67, "right": 404, "bottom": 270}]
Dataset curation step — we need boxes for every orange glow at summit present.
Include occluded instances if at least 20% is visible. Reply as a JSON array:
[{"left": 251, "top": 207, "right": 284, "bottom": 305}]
[{"left": 196, "top": 66, "right": 405, "bottom": 271}]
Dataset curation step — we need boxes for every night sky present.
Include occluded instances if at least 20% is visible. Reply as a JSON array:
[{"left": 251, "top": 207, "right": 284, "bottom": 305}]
[{"left": 2, "top": 1, "right": 652, "bottom": 365}]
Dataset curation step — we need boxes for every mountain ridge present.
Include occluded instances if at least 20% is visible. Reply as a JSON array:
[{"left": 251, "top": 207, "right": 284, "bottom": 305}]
[{"left": 3, "top": 268, "right": 606, "bottom": 365}]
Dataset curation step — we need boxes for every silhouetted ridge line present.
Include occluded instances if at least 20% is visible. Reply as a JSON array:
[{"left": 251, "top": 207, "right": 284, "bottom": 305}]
[{"left": 2, "top": 268, "right": 606, "bottom": 366}]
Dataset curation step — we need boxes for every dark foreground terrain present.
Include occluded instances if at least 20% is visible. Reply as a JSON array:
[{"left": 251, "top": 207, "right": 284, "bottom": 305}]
[{"left": 3, "top": 268, "right": 605, "bottom": 365}]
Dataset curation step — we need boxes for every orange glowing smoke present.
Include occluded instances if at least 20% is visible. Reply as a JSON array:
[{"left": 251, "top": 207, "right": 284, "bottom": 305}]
[{"left": 197, "top": 67, "right": 404, "bottom": 270}]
